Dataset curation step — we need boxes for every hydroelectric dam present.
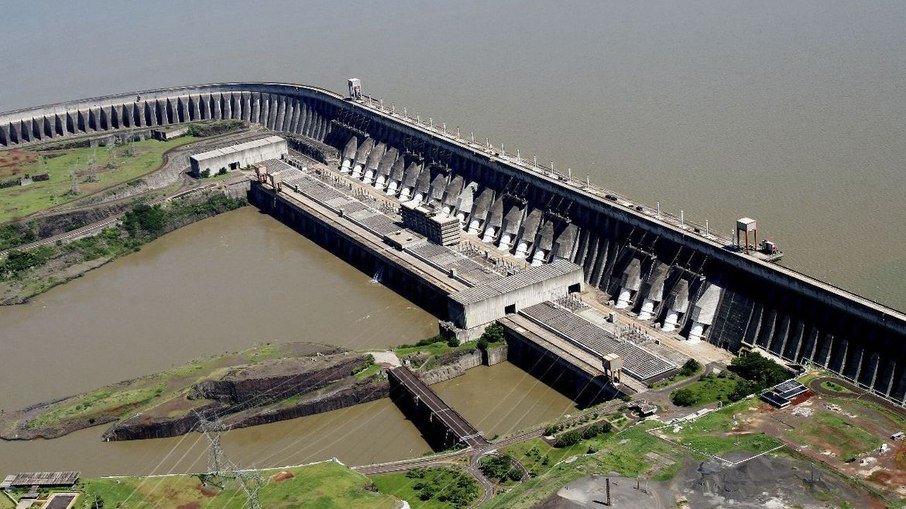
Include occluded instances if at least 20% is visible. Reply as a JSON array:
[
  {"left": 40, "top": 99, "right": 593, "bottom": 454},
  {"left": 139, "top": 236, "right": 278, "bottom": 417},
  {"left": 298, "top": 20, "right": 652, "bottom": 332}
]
[{"left": 1, "top": 81, "right": 904, "bottom": 406}]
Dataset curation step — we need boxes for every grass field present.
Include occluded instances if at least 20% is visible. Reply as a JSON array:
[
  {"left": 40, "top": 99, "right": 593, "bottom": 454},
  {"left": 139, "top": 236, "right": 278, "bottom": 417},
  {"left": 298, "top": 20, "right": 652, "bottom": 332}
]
[
  {"left": 0, "top": 137, "right": 196, "bottom": 223},
  {"left": 787, "top": 411, "right": 882, "bottom": 461},
  {"left": 371, "top": 467, "right": 481, "bottom": 509},
  {"left": 81, "top": 461, "right": 398, "bottom": 509},
  {"left": 26, "top": 383, "right": 164, "bottom": 430},
  {"left": 660, "top": 402, "right": 783, "bottom": 456},
  {"left": 670, "top": 374, "right": 741, "bottom": 407},
  {"left": 393, "top": 337, "right": 478, "bottom": 369},
  {"left": 491, "top": 425, "right": 683, "bottom": 509},
  {"left": 820, "top": 380, "right": 854, "bottom": 394}
]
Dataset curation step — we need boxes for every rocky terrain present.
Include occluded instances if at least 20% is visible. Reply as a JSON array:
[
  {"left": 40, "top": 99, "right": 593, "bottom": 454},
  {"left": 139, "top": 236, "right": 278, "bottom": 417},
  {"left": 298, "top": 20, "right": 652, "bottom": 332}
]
[{"left": 0, "top": 342, "right": 380, "bottom": 441}]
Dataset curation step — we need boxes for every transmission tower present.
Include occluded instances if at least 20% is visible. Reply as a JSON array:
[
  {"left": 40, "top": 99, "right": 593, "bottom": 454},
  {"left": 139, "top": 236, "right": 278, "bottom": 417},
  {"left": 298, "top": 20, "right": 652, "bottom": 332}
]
[
  {"left": 195, "top": 411, "right": 229, "bottom": 482},
  {"left": 235, "top": 470, "right": 264, "bottom": 509},
  {"left": 69, "top": 167, "right": 80, "bottom": 195},
  {"left": 195, "top": 411, "right": 265, "bottom": 508}
]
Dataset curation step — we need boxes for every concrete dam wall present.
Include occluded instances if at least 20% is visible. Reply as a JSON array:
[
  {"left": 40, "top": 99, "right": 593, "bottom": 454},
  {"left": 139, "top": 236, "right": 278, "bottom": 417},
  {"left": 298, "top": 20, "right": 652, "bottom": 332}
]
[{"left": 2, "top": 82, "right": 904, "bottom": 405}]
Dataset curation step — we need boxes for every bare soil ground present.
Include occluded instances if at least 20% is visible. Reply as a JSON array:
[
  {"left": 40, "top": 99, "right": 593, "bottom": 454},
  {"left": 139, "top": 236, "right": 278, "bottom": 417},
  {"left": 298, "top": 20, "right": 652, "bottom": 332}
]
[{"left": 746, "top": 381, "right": 906, "bottom": 500}]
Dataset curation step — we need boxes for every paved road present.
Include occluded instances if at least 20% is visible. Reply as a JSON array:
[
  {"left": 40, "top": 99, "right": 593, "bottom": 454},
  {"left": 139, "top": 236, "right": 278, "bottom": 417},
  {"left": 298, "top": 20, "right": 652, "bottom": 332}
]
[{"left": 808, "top": 375, "right": 905, "bottom": 410}]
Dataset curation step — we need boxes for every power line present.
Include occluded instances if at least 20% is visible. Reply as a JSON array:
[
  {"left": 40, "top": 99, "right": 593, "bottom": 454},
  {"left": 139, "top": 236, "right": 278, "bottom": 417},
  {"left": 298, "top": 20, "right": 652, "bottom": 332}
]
[{"left": 195, "top": 411, "right": 262, "bottom": 509}]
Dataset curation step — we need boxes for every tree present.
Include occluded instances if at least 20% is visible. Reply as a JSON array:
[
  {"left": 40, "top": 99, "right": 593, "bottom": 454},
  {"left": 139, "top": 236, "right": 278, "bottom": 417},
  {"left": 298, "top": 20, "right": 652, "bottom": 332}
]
[
  {"left": 122, "top": 204, "right": 167, "bottom": 237},
  {"left": 729, "top": 351, "right": 789, "bottom": 390},
  {"left": 582, "top": 426, "right": 600, "bottom": 439},
  {"left": 671, "top": 388, "right": 697, "bottom": 407},
  {"left": 479, "top": 455, "right": 515, "bottom": 482},
  {"left": 680, "top": 358, "right": 702, "bottom": 376},
  {"left": 554, "top": 431, "right": 582, "bottom": 448},
  {"left": 481, "top": 324, "right": 505, "bottom": 343}
]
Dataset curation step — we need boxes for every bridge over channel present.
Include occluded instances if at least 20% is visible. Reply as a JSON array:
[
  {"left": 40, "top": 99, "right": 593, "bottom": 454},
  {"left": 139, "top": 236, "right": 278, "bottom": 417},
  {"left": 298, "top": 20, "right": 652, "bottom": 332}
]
[{"left": 388, "top": 366, "right": 488, "bottom": 450}]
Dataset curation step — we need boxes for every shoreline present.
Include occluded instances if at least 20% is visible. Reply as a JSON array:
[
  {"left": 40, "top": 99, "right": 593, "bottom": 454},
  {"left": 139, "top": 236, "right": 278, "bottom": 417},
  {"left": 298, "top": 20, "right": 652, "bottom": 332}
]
[
  {"left": 0, "top": 186, "right": 250, "bottom": 306},
  {"left": 0, "top": 339, "right": 507, "bottom": 444}
]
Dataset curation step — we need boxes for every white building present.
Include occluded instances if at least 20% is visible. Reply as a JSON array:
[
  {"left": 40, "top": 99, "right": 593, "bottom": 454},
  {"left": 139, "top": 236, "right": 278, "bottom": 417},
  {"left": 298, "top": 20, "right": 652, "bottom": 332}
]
[{"left": 190, "top": 135, "right": 287, "bottom": 177}]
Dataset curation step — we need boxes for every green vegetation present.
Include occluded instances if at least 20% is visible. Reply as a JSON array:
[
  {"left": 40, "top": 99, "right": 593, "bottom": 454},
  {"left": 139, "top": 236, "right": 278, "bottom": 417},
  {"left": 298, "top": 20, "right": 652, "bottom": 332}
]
[
  {"left": 543, "top": 408, "right": 625, "bottom": 439},
  {"left": 680, "top": 358, "right": 702, "bottom": 376},
  {"left": 476, "top": 323, "right": 506, "bottom": 351},
  {"left": 0, "top": 245, "right": 54, "bottom": 278},
  {"left": 787, "top": 411, "right": 882, "bottom": 462},
  {"left": 851, "top": 399, "right": 906, "bottom": 429},
  {"left": 0, "top": 137, "right": 198, "bottom": 223},
  {"left": 0, "top": 342, "right": 312, "bottom": 438},
  {"left": 81, "top": 460, "right": 397, "bottom": 508},
  {"left": 122, "top": 203, "right": 167, "bottom": 237},
  {"left": 352, "top": 354, "right": 381, "bottom": 379},
  {"left": 0, "top": 492, "right": 15, "bottom": 509},
  {"left": 185, "top": 119, "right": 245, "bottom": 138},
  {"left": 0, "top": 223, "right": 37, "bottom": 251},
  {"left": 651, "top": 358, "right": 704, "bottom": 388},
  {"left": 371, "top": 467, "right": 480, "bottom": 509},
  {"left": 821, "top": 380, "right": 853, "bottom": 394},
  {"left": 671, "top": 351, "right": 790, "bottom": 407},
  {"left": 554, "top": 422, "right": 613, "bottom": 448},
  {"left": 494, "top": 424, "right": 682, "bottom": 509},
  {"left": 728, "top": 350, "right": 791, "bottom": 388},
  {"left": 479, "top": 454, "right": 523, "bottom": 483},
  {"left": 660, "top": 402, "right": 783, "bottom": 456},
  {"left": 393, "top": 335, "right": 477, "bottom": 368},
  {"left": 26, "top": 384, "right": 164, "bottom": 430},
  {"left": 554, "top": 430, "right": 582, "bottom": 448},
  {"left": 670, "top": 372, "right": 741, "bottom": 406}
]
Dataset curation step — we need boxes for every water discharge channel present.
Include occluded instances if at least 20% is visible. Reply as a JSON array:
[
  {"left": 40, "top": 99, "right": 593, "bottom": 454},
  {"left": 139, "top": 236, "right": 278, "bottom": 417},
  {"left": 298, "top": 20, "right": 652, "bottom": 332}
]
[{"left": 0, "top": 208, "right": 575, "bottom": 476}]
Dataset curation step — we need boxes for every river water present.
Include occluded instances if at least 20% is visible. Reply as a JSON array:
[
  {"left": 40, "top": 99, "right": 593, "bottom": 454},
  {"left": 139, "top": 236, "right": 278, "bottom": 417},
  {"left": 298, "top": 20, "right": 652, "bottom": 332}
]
[{"left": 0, "top": 209, "right": 576, "bottom": 476}]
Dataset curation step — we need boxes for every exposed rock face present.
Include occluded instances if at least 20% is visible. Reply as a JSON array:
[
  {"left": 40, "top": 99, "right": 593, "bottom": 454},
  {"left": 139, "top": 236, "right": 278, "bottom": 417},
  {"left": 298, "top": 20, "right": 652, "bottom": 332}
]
[
  {"left": 103, "top": 404, "right": 219, "bottom": 441},
  {"left": 420, "top": 350, "right": 483, "bottom": 385},
  {"left": 103, "top": 349, "right": 374, "bottom": 441},
  {"left": 2, "top": 340, "right": 509, "bottom": 443},
  {"left": 222, "top": 378, "right": 389, "bottom": 430},
  {"left": 191, "top": 355, "right": 365, "bottom": 405}
]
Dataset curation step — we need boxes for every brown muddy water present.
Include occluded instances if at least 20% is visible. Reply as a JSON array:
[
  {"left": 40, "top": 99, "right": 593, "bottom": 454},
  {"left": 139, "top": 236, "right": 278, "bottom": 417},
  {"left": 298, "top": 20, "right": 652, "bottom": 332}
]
[{"left": 0, "top": 208, "right": 574, "bottom": 476}]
